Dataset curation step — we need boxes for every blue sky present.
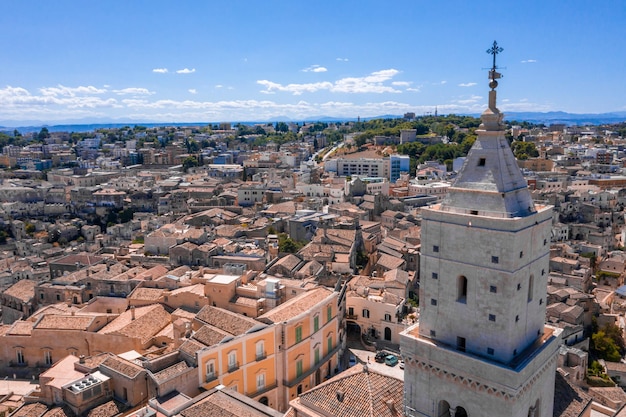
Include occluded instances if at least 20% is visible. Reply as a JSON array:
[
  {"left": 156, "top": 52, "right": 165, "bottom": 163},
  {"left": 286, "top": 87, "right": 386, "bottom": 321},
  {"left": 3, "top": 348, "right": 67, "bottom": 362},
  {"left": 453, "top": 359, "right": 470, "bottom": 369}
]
[{"left": 0, "top": 0, "right": 624, "bottom": 125}]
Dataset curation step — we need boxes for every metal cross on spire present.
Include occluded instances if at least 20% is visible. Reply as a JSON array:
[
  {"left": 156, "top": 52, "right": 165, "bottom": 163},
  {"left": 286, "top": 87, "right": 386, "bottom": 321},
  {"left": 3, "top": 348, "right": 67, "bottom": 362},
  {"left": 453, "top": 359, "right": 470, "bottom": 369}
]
[
  {"left": 486, "top": 40, "right": 503, "bottom": 90},
  {"left": 486, "top": 40, "right": 503, "bottom": 72}
]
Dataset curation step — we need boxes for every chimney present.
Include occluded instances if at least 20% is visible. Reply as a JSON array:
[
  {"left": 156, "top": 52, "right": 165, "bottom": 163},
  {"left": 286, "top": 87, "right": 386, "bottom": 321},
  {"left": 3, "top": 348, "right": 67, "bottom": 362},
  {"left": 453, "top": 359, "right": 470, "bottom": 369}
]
[
  {"left": 336, "top": 390, "right": 345, "bottom": 402},
  {"left": 130, "top": 306, "right": 135, "bottom": 320},
  {"left": 79, "top": 355, "right": 85, "bottom": 364}
]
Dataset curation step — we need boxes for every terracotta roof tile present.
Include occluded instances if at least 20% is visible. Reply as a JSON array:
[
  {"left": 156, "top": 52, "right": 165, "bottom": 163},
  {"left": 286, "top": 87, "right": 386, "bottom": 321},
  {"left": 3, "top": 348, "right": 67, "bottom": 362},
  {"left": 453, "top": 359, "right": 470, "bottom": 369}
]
[
  {"left": 291, "top": 364, "right": 403, "bottom": 417},
  {"left": 192, "top": 325, "right": 231, "bottom": 347},
  {"left": 259, "top": 287, "right": 333, "bottom": 324},
  {"left": 7, "top": 321, "right": 33, "bottom": 335},
  {"left": 41, "top": 406, "right": 75, "bottom": 417},
  {"left": 153, "top": 361, "right": 189, "bottom": 383},
  {"left": 180, "top": 390, "right": 275, "bottom": 417},
  {"left": 84, "top": 400, "right": 126, "bottom": 417},
  {"left": 195, "top": 306, "right": 259, "bottom": 336},
  {"left": 553, "top": 371, "right": 592, "bottom": 417},
  {"left": 101, "top": 356, "right": 144, "bottom": 379},
  {"left": 179, "top": 339, "right": 206, "bottom": 357},
  {"left": 98, "top": 304, "right": 171, "bottom": 344},
  {"left": 11, "top": 403, "right": 48, "bottom": 417},
  {"left": 129, "top": 288, "right": 165, "bottom": 301},
  {"left": 35, "top": 315, "right": 95, "bottom": 331},
  {"left": 3, "top": 279, "right": 37, "bottom": 302}
]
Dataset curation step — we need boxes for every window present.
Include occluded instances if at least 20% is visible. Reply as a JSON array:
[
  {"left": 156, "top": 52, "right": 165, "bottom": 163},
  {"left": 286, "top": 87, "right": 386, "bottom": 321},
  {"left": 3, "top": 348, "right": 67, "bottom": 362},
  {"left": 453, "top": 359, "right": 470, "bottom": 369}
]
[
  {"left": 16, "top": 350, "right": 24, "bottom": 365},
  {"left": 478, "top": 157, "right": 486, "bottom": 166},
  {"left": 314, "top": 347, "right": 320, "bottom": 364},
  {"left": 44, "top": 351, "right": 52, "bottom": 365},
  {"left": 470, "top": 210, "right": 478, "bottom": 215},
  {"left": 516, "top": 315, "right": 520, "bottom": 322},
  {"left": 528, "top": 275, "right": 534, "bottom": 302},
  {"left": 539, "top": 298, "right": 543, "bottom": 305},
  {"left": 430, "top": 330, "right": 436, "bottom": 338},
  {"left": 327, "top": 305, "right": 332, "bottom": 322},
  {"left": 457, "top": 276, "right": 467, "bottom": 303},
  {"left": 362, "top": 309, "right": 370, "bottom": 319},
  {"left": 432, "top": 272, "right": 438, "bottom": 279},
  {"left": 544, "top": 238, "right": 547, "bottom": 245},
  {"left": 457, "top": 337, "right": 466, "bottom": 352},
  {"left": 228, "top": 351, "right": 237, "bottom": 370},
  {"left": 541, "top": 269, "right": 545, "bottom": 276},
  {"left": 430, "top": 299, "right": 437, "bottom": 306},
  {"left": 39, "top": 293, "right": 44, "bottom": 300},
  {"left": 519, "top": 251, "right": 523, "bottom": 258},
  {"left": 296, "top": 359, "right": 303, "bottom": 377},
  {"left": 487, "top": 347, "right": 494, "bottom": 355},
  {"left": 295, "top": 326, "right": 302, "bottom": 343},
  {"left": 327, "top": 336, "right": 332, "bottom": 353},
  {"left": 491, "top": 256, "right": 499, "bottom": 264},
  {"left": 255, "top": 341, "right": 265, "bottom": 360},
  {"left": 489, "top": 314, "right": 496, "bottom": 322},
  {"left": 206, "top": 361, "right": 216, "bottom": 380},
  {"left": 56, "top": 294, "right": 60, "bottom": 301},
  {"left": 384, "top": 313, "right": 392, "bottom": 322},
  {"left": 433, "top": 245, "right": 439, "bottom": 253},
  {"left": 256, "top": 373, "right": 265, "bottom": 391},
  {"left": 313, "top": 316, "right": 319, "bottom": 333},
  {"left": 517, "top": 283, "right": 522, "bottom": 291},
  {"left": 490, "top": 285, "right": 497, "bottom": 293}
]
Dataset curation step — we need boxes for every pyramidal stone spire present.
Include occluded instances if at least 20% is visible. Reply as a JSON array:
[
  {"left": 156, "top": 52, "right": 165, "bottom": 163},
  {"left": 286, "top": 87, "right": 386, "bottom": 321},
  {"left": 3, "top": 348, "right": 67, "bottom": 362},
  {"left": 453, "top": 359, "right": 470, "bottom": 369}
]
[{"left": 440, "top": 42, "right": 535, "bottom": 219}]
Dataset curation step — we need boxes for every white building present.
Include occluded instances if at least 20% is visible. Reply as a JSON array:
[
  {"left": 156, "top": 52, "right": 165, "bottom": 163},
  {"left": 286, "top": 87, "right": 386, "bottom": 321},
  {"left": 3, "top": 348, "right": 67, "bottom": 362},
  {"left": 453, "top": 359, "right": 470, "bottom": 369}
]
[{"left": 400, "top": 70, "right": 561, "bottom": 417}]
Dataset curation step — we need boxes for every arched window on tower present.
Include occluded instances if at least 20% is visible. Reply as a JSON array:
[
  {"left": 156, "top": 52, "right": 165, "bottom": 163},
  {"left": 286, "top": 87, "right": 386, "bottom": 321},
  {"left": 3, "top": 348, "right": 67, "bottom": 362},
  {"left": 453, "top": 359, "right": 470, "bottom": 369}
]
[
  {"left": 528, "top": 275, "right": 534, "bottom": 302},
  {"left": 457, "top": 276, "right": 468, "bottom": 303}
]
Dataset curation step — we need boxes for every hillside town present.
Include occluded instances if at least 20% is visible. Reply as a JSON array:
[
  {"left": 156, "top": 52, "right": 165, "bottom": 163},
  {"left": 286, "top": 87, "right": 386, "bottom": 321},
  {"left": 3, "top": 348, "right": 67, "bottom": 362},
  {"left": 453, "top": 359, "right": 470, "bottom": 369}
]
[{"left": 1, "top": 109, "right": 626, "bottom": 417}]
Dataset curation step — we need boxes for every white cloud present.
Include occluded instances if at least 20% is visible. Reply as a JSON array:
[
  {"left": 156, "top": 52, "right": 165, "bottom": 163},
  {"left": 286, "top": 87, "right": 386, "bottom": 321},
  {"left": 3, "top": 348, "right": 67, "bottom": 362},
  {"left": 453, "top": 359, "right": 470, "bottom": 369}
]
[
  {"left": 176, "top": 68, "right": 196, "bottom": 74},
  {"left": 458, "top": 82, "right": 477, "bottom": 87},
  {"left": 188, "top": 89, "right": 197, "bottom": 94},
  {"left": 521, "top": 59, "right": 538, "bottom": 64},
  {"left": 406, "top": 87, "right": 421, "bottom": 92},
  {"left": 215, "top": 85, "right": 223, "bottom": 89},
  {"left": 152, "top": 68, "right": 168, "bottom": 73},
  {"left": 40, "top": 85, "right": 107, "bottom": 97},
  {"left": 112, "top": 88, "right": 155, "bottom": 96},
  {"left": 302, "top": 65, "right": 328, "bottom": 73},
  {"left": 336, "top": 58, "right": 349, "bottom": 62},
  {"left": 391, "top": 81, "right": 411, "bottom": 87},
  {"left": 258, "top": 69, "right": 402, "bottom": 95}
]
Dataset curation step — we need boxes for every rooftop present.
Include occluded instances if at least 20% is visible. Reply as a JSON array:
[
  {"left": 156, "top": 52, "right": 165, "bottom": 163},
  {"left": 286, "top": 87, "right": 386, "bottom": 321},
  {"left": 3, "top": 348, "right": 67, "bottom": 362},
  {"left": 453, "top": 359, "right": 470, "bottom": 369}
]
[{"left": 259, "top": 287, "right": 333, "bottom": 324}]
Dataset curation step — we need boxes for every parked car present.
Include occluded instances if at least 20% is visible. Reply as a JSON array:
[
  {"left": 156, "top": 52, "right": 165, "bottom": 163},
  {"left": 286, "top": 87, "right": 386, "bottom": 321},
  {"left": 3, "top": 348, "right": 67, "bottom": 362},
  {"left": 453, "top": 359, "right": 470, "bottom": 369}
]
[
  {"left": 384, "top": 354, "right": 398, "bottom": 366},
  {"left": 375, "top": 351, "right": 387, "bottom": 363},
  {"left": 349, "top": 355, "right": 357, "bottom": 367},
  {"left": 399, "top": 360, "right": 405, "bottom": 369}
]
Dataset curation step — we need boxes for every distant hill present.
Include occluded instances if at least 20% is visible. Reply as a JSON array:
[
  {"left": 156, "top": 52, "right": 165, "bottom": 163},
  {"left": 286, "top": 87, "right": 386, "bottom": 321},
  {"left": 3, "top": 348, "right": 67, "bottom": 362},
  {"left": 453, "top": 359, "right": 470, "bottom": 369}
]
[
  {"left": 1, "top": 111, "right": 626, "bottom": 133},
  {"left": 502, "top": 111, "right": 626, "bottom": 126}
]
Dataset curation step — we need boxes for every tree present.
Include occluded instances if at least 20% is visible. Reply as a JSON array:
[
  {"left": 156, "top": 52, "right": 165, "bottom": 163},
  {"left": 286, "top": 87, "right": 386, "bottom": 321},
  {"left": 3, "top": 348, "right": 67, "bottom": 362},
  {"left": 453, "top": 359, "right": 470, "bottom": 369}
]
[
  {"left": 275, "top": 122, "right": 289, "bottom": 133},
  {"left": 278, "top": 233, "right": 303, "bottom": 253},
  {"left": 37, "top": 127, "right": 50, "bottom": 141},
  {"left": 182, "top": 156, "right": 199, "bottom": 172},
  {"left": 592, "top": 330, "right": 622, "bottom": 362},
  {"left": 511, "top": 141, "right": 539, "bottom": 160}
]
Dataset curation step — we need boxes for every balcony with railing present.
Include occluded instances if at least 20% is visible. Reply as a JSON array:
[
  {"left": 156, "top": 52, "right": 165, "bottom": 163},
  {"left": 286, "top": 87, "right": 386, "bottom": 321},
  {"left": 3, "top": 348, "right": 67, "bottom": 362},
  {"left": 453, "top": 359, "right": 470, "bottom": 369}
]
[
  {"left": 247, "top": 381, "right": 278, "bottom": 398},
  {"left": 283, "top": 343, "right": 341, "bottom": 388},
  {"left": 205, "top": 373, "right": 218, "bottom": 383},
  {"left": 255, "top": 351, "right": 266, "bottom": 362},
  {"left": 227, "top": 361, "right": 240, "bottom": 372}
]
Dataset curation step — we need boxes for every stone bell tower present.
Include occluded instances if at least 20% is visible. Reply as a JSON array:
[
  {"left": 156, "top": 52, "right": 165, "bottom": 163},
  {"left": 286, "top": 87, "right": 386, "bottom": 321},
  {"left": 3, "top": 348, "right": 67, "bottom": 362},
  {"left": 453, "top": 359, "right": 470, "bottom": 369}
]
[{"left": 400, "top": 42, "right": 561, "bottom": 417}]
